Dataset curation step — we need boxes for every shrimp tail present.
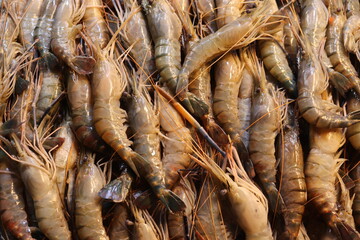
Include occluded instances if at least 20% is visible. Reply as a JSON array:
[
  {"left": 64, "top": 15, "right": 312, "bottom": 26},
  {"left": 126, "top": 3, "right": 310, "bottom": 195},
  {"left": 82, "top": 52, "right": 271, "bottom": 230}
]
[
  {"left": 233, "top": 139, "right": 255, "bottom": 178},
  {"left": 98, "top": 172, "right": 133, "bottom": 202},
  {"left": 43, "top": 137, "right": 65, "bottom": 150},
  {"left": 40, "top": 52, "right": 60, "bottom": 72},
  {"left": 205, "top": 118, "right": 229, "bottom": 147},
  {"left": 14, "top": 76, "right": 30, "bottom": 95},
  {"left": 266, "top": 184, "right": 285, "bottom": 214},
  {"left": 181, "top": 92, "right": 209, "bottom": 118},
  {"left": 159, "top": 189, "right": 186, "bottom": 213},
  {"left": 0, "top": 119, "right": 19, "bottom": 135},
  {"left": 333, "top": 221, "right": 360, "bottom": 240},
  {"left": 71, "top": 56, "right": 96, "bottom": 75},
  {"left": 328, "top": 68, "right": 355, "bottom": 97}
]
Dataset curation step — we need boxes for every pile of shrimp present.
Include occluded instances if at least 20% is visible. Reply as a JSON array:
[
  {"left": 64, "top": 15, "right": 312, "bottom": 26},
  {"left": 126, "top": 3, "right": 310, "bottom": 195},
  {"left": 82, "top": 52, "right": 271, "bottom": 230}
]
[{"left": 2, "top": 0, "right": 360, "bottom": 239}]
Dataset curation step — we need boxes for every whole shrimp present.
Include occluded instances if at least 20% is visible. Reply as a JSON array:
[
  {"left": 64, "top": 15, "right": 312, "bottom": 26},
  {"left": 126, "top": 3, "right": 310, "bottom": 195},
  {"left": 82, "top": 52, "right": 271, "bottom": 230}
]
[
  {"left": 53, "top": 117, "right": 78, "bottom": 202},
  {"left": 157, "top": 87, "right": 192, "bottom": 189},
  {"left": 347, "top": 94, "right": 360, "bottom": 151},
  {"left": 325, "top": 1, "right": 360, "bottom": 95},
  {"left": 305, "top": 123, "right": 360, "bottom": 239},
  {"left": 193, "top": 150, "right": 273, "bottom": 240},
  {"left": 108, "top": 203, "right": 131, "bottom": 240},
  {"left": 91, "top": 45, "right": 185, "bottom": 213},
  {"left": 176, "top": 0, "right": 282, "bottom": 103},
  {"left": 0, "top": 157, "right": 33, "bottom": 240},
  {"left": 51, "top": 0, "right": 95, "bottom": 75},
  {"left": 12, "top": 135, "right": 72, "bottom": 240},
  {"left": 114, "top": 0, "right": 155, "bottom": 77},
  {"left": 168, "top": 178, "right": 196, "bottom": 240},
  {"left": 257, "top": 0, "right": 296, "bottom": 96},
  {"left": 75, "top": 152, "right": 109, "bottom": 240},
  {"left": 19, "top": 0, "right": 44, "bottom": 50},
  {"left": 249, "top": 74, "right": 286, "bottom": 213},
  {"left": 82, "top": 0, "right": 109, "bottom": 49},
  {"left": 34, "top": 0, "right": 60, "bottom": 70},
  {"left": 66, "top": 70, "right": 109, "bottom": 153},
  {"left": 278, "top": 104, "right": 307, "bottom": 240},
  {"left": 143, "top": 0, "right": 208, "bottom": 118}
]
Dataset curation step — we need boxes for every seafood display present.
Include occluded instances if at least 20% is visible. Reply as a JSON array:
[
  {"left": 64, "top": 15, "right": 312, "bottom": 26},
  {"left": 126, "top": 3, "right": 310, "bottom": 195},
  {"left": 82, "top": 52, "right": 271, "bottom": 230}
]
[{"left": 3, "top": 0, "right": 360, "bottom": 240}]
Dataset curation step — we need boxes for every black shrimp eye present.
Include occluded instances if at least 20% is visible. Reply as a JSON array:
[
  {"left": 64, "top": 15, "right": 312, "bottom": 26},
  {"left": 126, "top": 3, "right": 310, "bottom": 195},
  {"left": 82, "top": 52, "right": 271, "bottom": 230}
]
[{"left": 337, "top": 8, "right": 341, "bottom": 13}]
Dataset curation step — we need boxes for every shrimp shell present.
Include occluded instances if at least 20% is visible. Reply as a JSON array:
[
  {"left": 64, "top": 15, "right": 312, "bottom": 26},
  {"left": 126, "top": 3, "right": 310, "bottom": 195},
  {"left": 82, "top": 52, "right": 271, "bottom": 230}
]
[
  {"left": 75, "top": 154, "right": 108, "bottom": 240},
  {"left": 347, "top": 95, "right": 360, "bottom": 151}
]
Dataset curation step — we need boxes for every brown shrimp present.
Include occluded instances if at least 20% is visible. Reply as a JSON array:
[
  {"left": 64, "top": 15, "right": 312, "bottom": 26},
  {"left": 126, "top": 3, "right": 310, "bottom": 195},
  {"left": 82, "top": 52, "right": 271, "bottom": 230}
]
[
  {"left": 157, "top": 87, "right": 192, "bottom": 189},
  {"left": 12, "top": 136, "right": 72, "bottom": 240},
  {"left": 114, "top": 0, "right": 155, "bottom": 77},
  {"left": 82, "top": 0, "right": 109, "bottom": 49},
  {"left": 305, "top": 123, "right": 360, "bottom": 239},
  {"left": 194, "top": 0, "right": 217, "bottom": 34},
  {"left": 34, "top": 0, "right": 60, "bottom": 70},
  {"left": 325, "top": 2, "right": 360, "bottom": 95},
  {"left": 51, "top": 0, "right": 95, "bottom": 75},
  {"left": 351, "top": 163, "right": 360, "bottom": 229},
  {"left": 249, "top": 78, "right": 286, "bottom": 213},
  {"left": 168, "top": 178, "right": 196, "bottom": 240},
  {"left": 347, "top": 94, "right": 360, "bottom": 151},
  {"left": 0, "top": 158, "right": 33, "bottom": 240},
  {"left": 35, "top": 68, "right": 63, "bottom": 123},
  {"left": 75, "top": 152, "right": 109, "bottom": 240},
  {"left": 108, "top": 203, "right": 131, "bottom": 240},
  {"left": 278, "top": 104, "right": 307, "bottom": 240},
  {"left": 53, "top": 118, "right": 78, "bottom": 202},
  {"left": 66, "top": 70, "right": 109, "bottom": 153},
  {"left": 19, "top": 0, "right": 44, "bottom": 50},
  {"left": 91, "top": 48, "right": 185, "bottom": 213},
  {"left": 176, "top": 0, "right": 281, "bottom": 102}
]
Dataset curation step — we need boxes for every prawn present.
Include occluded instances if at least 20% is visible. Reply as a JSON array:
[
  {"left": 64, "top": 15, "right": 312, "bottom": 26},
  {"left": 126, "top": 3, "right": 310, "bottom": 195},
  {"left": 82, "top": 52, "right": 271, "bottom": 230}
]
[
  {"left": 278, "top": 104, "right": 307, "bottom": 240},
  {"left": 305, "top": 122, "right": 360, "bottom": 239},
  {"left": 82, "top": 0, "right": 109, "bottom": 49},
  {"left": 34, "top": 0, "right": 60, "bottom": 70},
  {"left": 91, "top": 43, "right": 185, "bottom": 213},
  {"left": 66, "top": 70, "right": 109, "bottom": 153},
  {"left": 108, "top": 203, "right": 131, "bottom": 240},
  {"left": 75, "top": 152, "right": 109, "bottom": 240},
  {"left": 51, "top": 0, "right": 96, "bottom": 75},
  {"left": 0, "top": 156, "right": 33, "bottom": 240}
]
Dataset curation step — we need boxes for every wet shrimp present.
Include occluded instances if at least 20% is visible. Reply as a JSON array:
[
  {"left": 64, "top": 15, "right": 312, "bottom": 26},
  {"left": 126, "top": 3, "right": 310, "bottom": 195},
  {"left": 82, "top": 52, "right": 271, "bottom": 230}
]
[
  {"left": 114, "top": 0, "right": 155, "bottom": 77},
  {"left": 66, "top": 70, "right": 109, "bottom": 153},
  {"left": 108, "top": 203, "right": 131, "bottom": 240},
  {"left": 278, "top": 105, "right": 307, "bottom": 240},
  {"left": 34, "top": 0, "right": 60, "bottom": 70},
  {"left": 0, "top": 157, "right": 33, "bottom": 240},
  {"left": 82, "top": 0, "right": 109, "bottom": 49},
  {"left": 91, "top": 46, "right": 185, "bottom": 213},
  {"left": 75, "top": 152, "right": 109, "bottom": 240},
  {"left": 51, "top": 0, "right": 95, "bottom": 75},
  {"left": 157, "top": 87, "right": 192, "bottom": 189},
  {"left": 305, "top": 123, "right": 360, "bottom": 239}
]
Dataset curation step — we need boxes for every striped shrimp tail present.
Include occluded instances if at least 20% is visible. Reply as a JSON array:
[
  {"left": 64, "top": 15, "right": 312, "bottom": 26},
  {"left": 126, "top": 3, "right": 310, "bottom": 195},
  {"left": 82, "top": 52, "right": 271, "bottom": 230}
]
[
  {"left": 333, "top": 221, "right": 360, "bottom": 240},
  {"left": 159, "top": 189, "right": 186, "bottom": 213}
]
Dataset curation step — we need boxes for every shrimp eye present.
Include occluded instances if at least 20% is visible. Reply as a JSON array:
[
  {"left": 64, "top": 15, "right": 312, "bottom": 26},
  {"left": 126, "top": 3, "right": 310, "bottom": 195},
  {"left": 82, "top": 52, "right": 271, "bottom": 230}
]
[{"left": 336, "top": 8, "right": 341, "bottom": 13}]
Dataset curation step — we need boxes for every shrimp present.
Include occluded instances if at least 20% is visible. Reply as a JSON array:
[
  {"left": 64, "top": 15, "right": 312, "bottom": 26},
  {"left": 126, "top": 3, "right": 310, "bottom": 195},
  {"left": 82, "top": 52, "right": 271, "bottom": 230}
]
[
  {"left": 143, "top": 0, "right": 208, "bottom": 118},
  {"left": 213, "top": 52, "right": 253, "bottom": 177},
  {"left": 157, "top": 87, "right": 192, "bottom": 189},
  {"left": 82, "top": 0, "right": 109, "bottom": 49},
  {"left": 0, "top": 157, "right": 33, "bottom": 240},
  {"left": 35, "top": 68, "right": 63, "bottom": 123},
  {"left": 12, "top": 135, "right": 72, "bottom": 240},
  {"left": 176, "top": 0, "right": 282, "bottom": 103},
  {"left": 249, "top": 75, "right": 286, "bottom": 213},
  {"left": 19, "top": 0, "right": 44, "bottom": 50},
  {"left": 53, "top": 118, "right": 78, "bottom": 202},
  {"left": 51, "top": 0, "right": 96, "bottom": 75},
  {"left": 75, "top": 152, "right": 109, "bottom": 240},
  {"left": 351, "top": 163, "right": 360, "bottom": 228},
  {"left": 114, "top": 0, "right": 155, "bottom": 77},
  {"left": 346, "top": 94, "right": 360, "bottom": 151},
  {"left": 194, "top": 0, "right": 217, "bottom": 34},
  {"left": 305, "top": 123, "right": 360, "bottom": 239},
  {"left": 168, "top": 178, "right": 196, "bottom": 240},
  {"left": 66, "top": 70, "right": 109, "bottom": 153},
  {"left": 325, "top": 1, "right": 360, "bottom": 95},
  {"left": 278, "top": 104, "right": 307, "bottom": 240},
  {"left": 34, "top": 0, "right": 60, "bottom": 70},
  {"left": 343, "top": 14, "right": 360, "bottom": 59},
  {"left": 108, "top": 203, "right": 131, "bottom": 240},
  {"left": 91, "top": 46, "right": 185, "bottom": 213},
  {"left": 130, "top": 202, "right": 162, "bottom": 240},
  {"left": 192, "top": 149, "right": 273, "bottom": 240},
  {"left": 194, "top": 174, "right": 234, "bottom": 240}
]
